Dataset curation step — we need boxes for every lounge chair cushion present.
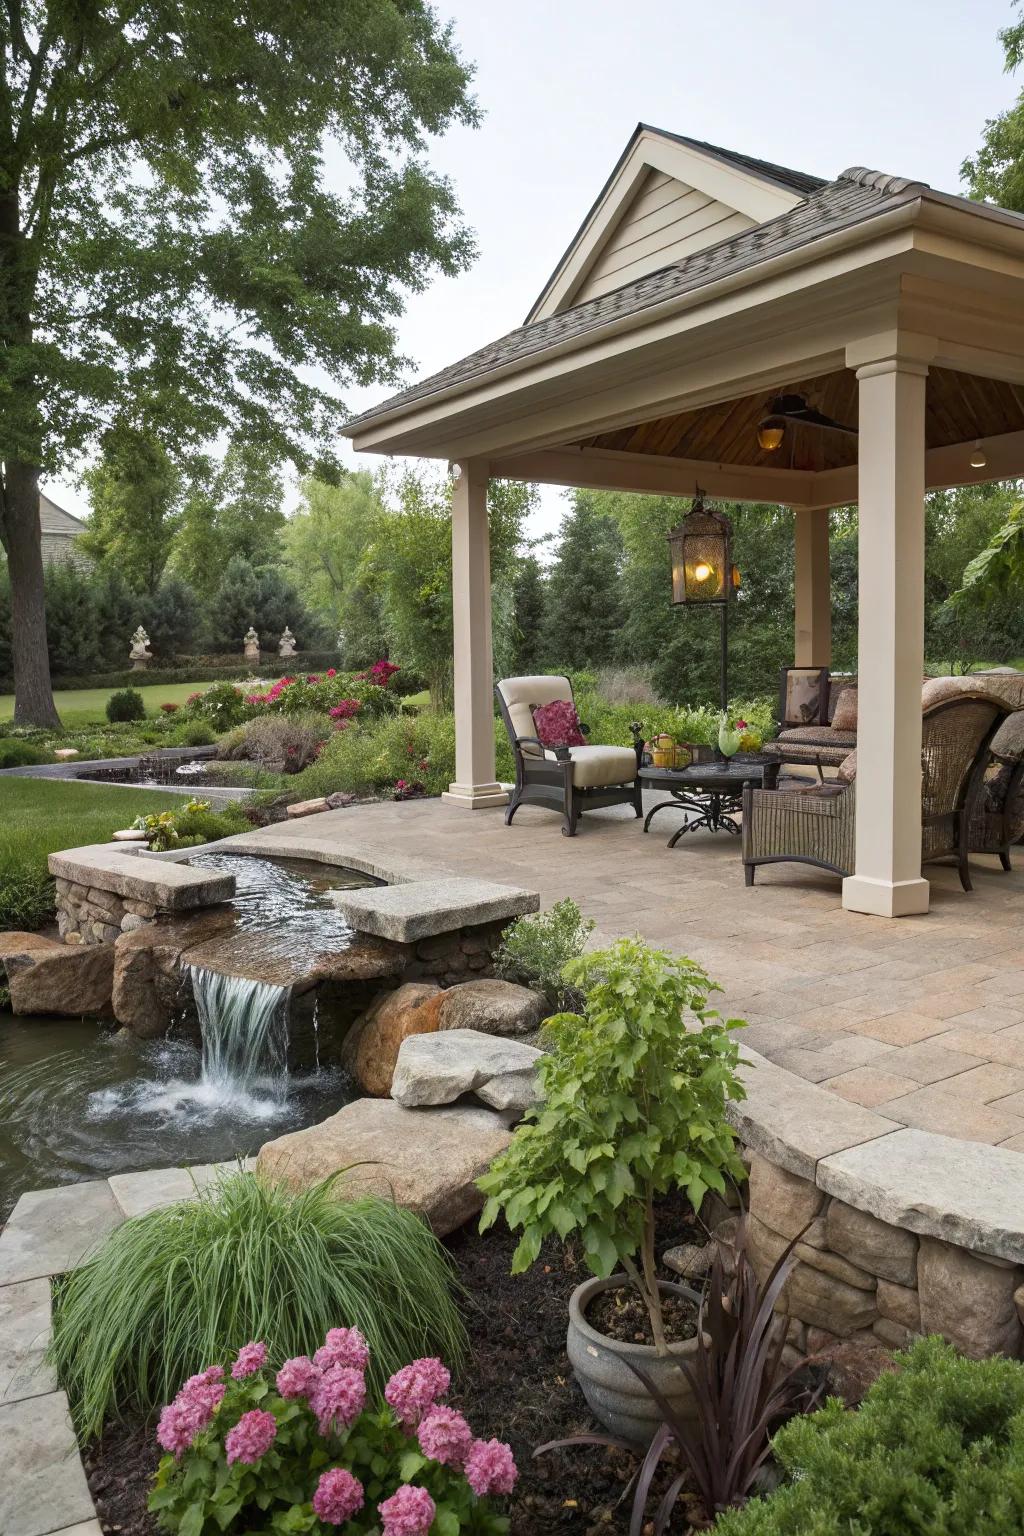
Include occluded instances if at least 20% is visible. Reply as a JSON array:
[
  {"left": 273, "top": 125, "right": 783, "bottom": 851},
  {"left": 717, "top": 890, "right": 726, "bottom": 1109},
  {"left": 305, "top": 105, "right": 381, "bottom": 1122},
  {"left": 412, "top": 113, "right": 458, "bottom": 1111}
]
[
  {"left": 830, "top": 686, "right": 859, "bottom": 732},
  {"left": 543, "top": 744, "right": 637, "bottom": 788}
]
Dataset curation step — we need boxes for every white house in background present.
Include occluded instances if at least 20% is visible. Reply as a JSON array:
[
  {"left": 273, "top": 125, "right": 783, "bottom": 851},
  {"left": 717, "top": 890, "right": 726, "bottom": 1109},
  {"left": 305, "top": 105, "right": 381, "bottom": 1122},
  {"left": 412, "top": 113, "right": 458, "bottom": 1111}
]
[{"left": 39, "top": 493, "right": 88, "bottom": 568}]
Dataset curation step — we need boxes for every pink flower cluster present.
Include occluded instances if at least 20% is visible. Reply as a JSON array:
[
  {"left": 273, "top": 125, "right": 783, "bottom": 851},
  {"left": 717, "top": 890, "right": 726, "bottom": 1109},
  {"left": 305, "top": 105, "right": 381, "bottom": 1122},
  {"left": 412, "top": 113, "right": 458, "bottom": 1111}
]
[
  {"left": 328, "top": 698, "right": 362, "bottom": 725},
  {"left": 378, "top": 1483, "right": 435, "bottom": 1536},
  {"left": 231, "top": 1340, "right": 267, "bottom": 1379},
  {"left": 156, "top": 1364, "right": 226, "bottom": 1457},
  {"left": 310, "top": 1365, "right": 367, "bottom": 1436},
  {"left": 315, "top": 1326, "right": 371, "bottom": 1372},
  {"left": 384, "top": 1357, "right": 451, "bottom": 1429},
  {"left": 245, "top": 675, "right": 295, "bottom": 707},
  {"left": 356, "top": 659, "right": 400, "bottom": 688},
  {"left": 225, "top": 1408, "right": 277, "bottom": 1466},
  {"left": 466, "top": 1437, "right": 519, "bottom": 1497},
  {"left": 417, "top": 1405, "right": 473, "bottom": 1467},
  {"left": 275, "top": 1354, "right": 320, "bottom": 1400},
  {"left": 312, "top": 1467, "right": 364, "bottom": 1524}
]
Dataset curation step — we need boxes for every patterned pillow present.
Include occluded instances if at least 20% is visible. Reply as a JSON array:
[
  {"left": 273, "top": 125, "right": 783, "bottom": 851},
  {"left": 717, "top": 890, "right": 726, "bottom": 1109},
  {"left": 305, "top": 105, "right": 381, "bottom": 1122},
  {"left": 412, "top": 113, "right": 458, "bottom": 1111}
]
[
  {"left": 532, "top": 699, "right": 585, "bottom": 749},
  {"left": 831, "top": 686, "right": 859, "bottom": 733}
]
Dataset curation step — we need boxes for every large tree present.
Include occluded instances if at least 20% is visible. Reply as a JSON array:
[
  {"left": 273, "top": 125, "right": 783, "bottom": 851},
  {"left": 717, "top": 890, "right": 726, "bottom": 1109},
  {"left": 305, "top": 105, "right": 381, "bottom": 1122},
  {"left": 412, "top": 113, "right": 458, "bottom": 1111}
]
[
  {"left": 173, "top": 441, "right": 286, "bottom": 598},
  {"left": 0, "top": 2, "right": 477, "bottom": 724},
  {"left": 283, "top": 470, "right": 389, "bottom": 665},
  {"left": 963, "top": 3, "right": 1024, "bottom": 210}
]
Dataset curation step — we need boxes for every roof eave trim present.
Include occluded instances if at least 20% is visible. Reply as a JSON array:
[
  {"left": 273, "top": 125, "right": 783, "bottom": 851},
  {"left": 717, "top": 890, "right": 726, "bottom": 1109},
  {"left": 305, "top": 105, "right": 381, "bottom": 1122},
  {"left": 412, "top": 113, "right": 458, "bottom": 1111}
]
[{"left": 345, "top": 195, "right": 923, "bottom": 447}]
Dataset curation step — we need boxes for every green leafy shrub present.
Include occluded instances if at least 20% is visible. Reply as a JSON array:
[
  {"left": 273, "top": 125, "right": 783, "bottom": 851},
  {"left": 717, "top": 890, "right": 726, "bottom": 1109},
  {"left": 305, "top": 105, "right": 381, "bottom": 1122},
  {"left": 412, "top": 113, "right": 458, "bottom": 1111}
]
[
  {"left": 0, "top": 738, "right": 52, "bottom": 767},
  {"left": 105, "top": 686, "right": 146, "bottom": 723},
  {"left": 148, "top": 1333, "right": 515, "bottom": 1536},
  {"left": 131, "top": 798, "right": 249, "bottom": 850},
  {"left": 493, "top": 898, "right": 594, "bottom": 1009},
  {"left": 174, "top": 720, "right": 217, "bottom": 747},
  {"left": 181, "top": 680, "right": 252, "bottom": 729},
  {"left": 479, "top": 937, "right": 745, "bottom": 1350},
  {"left": 714, "top": 1336, "right": 1024, "bottom": 1535},
  {"left": 291, "top": 710, "right": 514, "bottom": 800},
  {"left": 49, "top": 1169, "right": 467, "bottom": 1437}
]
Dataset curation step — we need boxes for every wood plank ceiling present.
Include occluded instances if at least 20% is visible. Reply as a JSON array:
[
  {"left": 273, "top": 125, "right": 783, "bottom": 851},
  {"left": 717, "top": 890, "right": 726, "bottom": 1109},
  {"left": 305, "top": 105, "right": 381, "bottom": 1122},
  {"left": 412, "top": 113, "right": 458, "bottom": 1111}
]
[{"left": 573, "top": 367, "right": 1024, "bottom": 473}]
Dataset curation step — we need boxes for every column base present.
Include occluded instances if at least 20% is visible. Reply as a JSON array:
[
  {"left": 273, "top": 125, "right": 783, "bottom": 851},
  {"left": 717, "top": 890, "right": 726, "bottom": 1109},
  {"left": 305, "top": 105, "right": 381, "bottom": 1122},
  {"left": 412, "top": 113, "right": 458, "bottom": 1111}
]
[
  {"left": 442, "top": 782, "right": 509, "bottom": 810},
  {"left": 842, "top": 874, "right": 930, "bottom": 918}
]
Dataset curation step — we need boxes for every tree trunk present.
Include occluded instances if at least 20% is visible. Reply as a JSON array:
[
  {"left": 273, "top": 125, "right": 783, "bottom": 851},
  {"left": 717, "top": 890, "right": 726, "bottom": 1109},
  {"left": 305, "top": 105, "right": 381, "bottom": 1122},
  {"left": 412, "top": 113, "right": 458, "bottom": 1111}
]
[{"left": 3, "top": 459, "right": 62, "bottom": 727}]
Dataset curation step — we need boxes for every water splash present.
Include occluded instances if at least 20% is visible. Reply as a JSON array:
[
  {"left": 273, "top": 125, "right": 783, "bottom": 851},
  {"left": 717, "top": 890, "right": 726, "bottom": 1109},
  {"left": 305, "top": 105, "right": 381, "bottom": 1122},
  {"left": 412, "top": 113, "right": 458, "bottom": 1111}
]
[{"left": 189, "top": 965, "right": 292, "bottom": 1101}]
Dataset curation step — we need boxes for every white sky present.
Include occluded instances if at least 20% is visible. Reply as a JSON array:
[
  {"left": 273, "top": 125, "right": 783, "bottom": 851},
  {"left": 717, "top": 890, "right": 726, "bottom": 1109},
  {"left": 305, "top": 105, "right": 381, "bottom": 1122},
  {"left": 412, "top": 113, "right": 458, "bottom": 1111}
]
[{"left": 46, "top": 0, "right": 1021, "bottom": 546}]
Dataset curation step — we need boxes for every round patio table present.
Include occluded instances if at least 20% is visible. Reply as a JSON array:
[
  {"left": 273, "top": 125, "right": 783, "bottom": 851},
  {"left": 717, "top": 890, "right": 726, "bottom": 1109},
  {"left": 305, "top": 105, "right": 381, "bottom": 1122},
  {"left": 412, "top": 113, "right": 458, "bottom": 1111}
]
[{"left": 639, "top": 754, "right": 781, "bottom": 847}]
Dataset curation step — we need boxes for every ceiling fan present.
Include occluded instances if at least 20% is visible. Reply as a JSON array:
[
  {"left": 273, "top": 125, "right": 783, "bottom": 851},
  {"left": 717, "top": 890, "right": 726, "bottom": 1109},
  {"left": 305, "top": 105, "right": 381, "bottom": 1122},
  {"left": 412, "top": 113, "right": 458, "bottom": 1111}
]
[{"left": 757, "top": 393, "right": 858, "bottom": 451}]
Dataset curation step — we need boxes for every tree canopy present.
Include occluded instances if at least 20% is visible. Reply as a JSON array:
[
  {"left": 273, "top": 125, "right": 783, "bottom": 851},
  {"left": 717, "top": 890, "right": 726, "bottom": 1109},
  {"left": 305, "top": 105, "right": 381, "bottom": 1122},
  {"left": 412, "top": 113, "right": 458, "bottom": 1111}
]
[
  {"left": 963, "top": 2, "right": 1024, "bottom": 209},
  {"left": 0, "top": 0, "right": 478, "bottom": 722}
]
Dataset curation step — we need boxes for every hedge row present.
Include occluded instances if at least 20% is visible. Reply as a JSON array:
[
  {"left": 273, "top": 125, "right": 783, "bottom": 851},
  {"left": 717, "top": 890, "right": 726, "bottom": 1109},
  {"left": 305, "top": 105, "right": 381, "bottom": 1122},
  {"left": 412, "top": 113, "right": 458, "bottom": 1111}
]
[{"left": 0, "top": 653, "right": 343, "bottom": 693}]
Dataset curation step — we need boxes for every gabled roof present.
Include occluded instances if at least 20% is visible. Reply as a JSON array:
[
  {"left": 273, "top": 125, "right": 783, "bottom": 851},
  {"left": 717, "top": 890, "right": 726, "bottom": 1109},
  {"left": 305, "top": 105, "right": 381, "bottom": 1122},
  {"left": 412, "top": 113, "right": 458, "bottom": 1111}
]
[
  {"left": 345, "top": 166, "right": 926, "bottom": 435},
  {"left": 39, "top": 494, "right": 86, "bottom": 536},
  {"left": 630, "top": 126, "right": 827, "bottom": 198}
]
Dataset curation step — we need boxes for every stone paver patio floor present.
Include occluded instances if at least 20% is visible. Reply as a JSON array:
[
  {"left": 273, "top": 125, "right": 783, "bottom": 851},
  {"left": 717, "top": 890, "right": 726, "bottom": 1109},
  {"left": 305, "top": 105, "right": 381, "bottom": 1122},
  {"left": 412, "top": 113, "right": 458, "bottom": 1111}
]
[{"left": 238, "top": 792, "right": 1024, "bottom": 1151}]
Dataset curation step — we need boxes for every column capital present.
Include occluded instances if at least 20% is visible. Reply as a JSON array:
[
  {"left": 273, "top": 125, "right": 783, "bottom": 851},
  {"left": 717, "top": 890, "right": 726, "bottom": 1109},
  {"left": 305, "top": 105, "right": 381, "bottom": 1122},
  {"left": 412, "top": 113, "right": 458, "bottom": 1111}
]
[{"left": 846, "top": 330, "right": 937, "bottom": 375}]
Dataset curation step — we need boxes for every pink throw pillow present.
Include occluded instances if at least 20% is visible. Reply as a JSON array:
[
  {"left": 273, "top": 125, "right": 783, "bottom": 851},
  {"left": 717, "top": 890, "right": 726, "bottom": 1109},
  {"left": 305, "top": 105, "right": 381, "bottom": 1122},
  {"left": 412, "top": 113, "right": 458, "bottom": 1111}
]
[{"left": 532, "top": 700, "right": 585, "bottom": 749}]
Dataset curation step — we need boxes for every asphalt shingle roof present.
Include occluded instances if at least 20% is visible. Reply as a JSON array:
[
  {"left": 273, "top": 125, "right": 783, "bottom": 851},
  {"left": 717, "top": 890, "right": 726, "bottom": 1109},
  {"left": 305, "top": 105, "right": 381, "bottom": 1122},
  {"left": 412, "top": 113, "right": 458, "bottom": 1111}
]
[{"left": 345, "top": 165, "right": 925, "bottom": 433}]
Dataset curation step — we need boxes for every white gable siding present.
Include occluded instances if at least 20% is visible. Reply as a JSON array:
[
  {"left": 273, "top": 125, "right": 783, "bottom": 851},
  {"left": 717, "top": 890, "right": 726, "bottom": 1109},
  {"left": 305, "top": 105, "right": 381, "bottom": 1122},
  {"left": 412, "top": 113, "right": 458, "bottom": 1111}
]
[{"left": 570, "top": 168, "right": 756, "bottom": 306}]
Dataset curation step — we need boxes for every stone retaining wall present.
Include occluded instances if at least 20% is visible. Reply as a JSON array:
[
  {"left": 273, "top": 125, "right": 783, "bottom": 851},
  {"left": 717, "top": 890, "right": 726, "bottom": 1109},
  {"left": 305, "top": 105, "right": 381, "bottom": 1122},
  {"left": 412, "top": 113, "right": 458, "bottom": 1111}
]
[
  {"left": 745, "top": 1152, "right": 1024, "bottom": 1359},
  {"left": 374, "top": 919, "right": 510, "bottom": 989},
  {"left": 55, "top": 878, "right": 156, "bottom": 944}
]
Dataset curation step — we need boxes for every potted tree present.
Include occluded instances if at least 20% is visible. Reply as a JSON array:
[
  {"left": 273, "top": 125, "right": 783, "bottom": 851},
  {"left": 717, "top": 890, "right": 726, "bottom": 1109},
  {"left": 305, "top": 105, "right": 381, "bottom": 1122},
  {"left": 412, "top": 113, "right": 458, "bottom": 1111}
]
[{"left": 479, "top": 936, "right": 746, "bottom": 1445}]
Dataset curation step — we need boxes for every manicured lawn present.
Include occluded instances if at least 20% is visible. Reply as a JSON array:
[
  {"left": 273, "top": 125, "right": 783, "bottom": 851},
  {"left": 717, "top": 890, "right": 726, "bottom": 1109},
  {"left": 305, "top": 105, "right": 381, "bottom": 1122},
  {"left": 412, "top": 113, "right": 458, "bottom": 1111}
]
[
  {"left": 0, "top": 778, "right": 184, "bottom": 929},
  {"left": 0, "top": 680, "right": 207, "bottom": 726}
]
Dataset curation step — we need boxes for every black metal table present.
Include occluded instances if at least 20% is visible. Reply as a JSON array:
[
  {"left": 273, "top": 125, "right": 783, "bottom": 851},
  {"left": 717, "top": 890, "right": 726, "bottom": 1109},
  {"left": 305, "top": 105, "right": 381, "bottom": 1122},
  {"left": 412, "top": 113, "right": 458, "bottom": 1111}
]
[{"left": 639, "top": 755, "right": 781, "bottom": 847}]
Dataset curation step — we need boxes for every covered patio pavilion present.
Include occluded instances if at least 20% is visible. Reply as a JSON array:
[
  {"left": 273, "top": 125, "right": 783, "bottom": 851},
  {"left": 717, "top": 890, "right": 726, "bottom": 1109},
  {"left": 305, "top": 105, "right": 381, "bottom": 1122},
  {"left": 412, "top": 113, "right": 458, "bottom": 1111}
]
[{"left": 344, "top": 129, "right": 1024, "bottom": 918}]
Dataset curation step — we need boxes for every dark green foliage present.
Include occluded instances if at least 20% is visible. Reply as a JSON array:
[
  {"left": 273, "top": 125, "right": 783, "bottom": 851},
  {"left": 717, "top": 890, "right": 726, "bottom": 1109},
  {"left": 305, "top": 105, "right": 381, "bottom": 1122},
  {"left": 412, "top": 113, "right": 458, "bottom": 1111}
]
[
  {"left": 539, "top": 494, "right": 624, "bottom": 671},
  {"left": 80, "top": 426, "right": 183, "bottom": 594},
  {"left": 510, "top": 554, "right": 548, "bottom": 674},
  {"left": 0, "top": 738, "right": 51, "bottom": 767},
  {"left": 138, "top": 577, "right": 201, "bottom": 660},
  {"left": 49, "top": 1169, "right": 467, "bottom": 1436},
  {"left": 43, "top": 564, "right": 109, "bottom": 677},
  {"left": 962, "top": 7, "right": 1024, "bottom": 211},
  {"left": 202, "top": 557, "right": 325, "bottom": 654},
  {"left": 173, "top": 442, "right": 286, "bottom": 599},
  {"left": 105, "top": 688, "right": 147, "bottom": 723},
  {"left": 715, "top": 1337, "right": 1024, "bottom": 1535}
]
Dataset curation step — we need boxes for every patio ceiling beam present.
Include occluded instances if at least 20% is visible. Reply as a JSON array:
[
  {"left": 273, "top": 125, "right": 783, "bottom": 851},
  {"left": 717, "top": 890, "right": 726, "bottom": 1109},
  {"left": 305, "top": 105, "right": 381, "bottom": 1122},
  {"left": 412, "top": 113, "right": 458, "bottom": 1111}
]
[
  {"left": 809, "top": 425, "right": 1024, "bottom": 506},
  {"left": 487, "top": 446, "right": 817, "bottom": 507}
]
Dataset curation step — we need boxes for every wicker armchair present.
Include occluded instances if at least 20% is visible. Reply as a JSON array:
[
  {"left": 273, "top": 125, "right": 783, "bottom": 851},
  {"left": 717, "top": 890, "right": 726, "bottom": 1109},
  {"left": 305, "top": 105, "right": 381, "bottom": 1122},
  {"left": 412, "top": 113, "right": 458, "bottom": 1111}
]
[
  {"left": 496, "top": 674, "right": 643, "bottom": 837},
  {"left": 969, "top": 712, "right": 1024, "bottom": 870},
  {"left": 743, "top": 695, "right": 1007, "bottom": 892}
]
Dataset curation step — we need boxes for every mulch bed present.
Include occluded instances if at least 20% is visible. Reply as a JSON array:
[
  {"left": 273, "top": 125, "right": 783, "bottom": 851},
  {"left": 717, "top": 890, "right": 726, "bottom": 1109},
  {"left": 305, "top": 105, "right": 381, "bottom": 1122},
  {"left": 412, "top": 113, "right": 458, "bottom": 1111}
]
[{"left": 84, "top": 1193, "right": 707, "bottom": 1536}]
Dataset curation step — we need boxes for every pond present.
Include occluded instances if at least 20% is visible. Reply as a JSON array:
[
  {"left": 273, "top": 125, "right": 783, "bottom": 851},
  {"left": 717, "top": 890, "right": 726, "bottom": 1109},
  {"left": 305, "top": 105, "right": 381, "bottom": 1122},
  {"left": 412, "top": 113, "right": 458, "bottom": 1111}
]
[{"left": 0, "top": 1013, "right": 354, "bottom": 1222}]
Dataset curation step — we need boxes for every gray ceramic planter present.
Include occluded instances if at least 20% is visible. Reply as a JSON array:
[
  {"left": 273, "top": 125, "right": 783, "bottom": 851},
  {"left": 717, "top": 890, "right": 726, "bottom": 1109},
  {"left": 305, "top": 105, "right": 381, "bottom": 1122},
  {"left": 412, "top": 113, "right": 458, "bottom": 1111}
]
[{"left": 567, "top": 1273, "right": 704, "bottom": 1446}]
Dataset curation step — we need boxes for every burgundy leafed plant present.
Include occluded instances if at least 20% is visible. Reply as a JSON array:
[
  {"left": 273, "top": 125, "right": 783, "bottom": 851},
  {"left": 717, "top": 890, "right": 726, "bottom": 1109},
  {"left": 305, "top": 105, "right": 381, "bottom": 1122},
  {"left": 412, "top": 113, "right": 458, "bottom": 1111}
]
[{"left": 537, "top": 1217, "right": 823, "bottom": 1532}]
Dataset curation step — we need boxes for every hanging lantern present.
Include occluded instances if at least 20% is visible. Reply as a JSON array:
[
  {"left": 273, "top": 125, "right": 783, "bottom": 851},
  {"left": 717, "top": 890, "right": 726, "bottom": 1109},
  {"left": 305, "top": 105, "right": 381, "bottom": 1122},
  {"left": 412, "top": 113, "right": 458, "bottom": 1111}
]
[{"left": 667, "top": 491, "right": 735, "bottom": 607}]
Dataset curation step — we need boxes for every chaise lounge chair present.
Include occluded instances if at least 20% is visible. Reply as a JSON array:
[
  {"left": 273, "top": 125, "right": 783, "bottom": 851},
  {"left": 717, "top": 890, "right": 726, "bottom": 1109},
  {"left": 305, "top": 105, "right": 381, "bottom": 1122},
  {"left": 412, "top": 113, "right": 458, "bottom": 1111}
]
[{"left": 496, "top": 674, "right": 642, "bottom": 837}]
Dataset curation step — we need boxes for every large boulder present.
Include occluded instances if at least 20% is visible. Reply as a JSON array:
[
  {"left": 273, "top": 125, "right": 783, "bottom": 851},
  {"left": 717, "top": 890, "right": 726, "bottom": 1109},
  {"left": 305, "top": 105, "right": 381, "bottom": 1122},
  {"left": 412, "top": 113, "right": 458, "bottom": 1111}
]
[
  {"left": 4, "top": 938, "right": 115, "bottom": 1018},
  {"left": 437, "top": 979, "right": 548, "bottom": 1037},
  {"left": 341, "top": 982, "right": 443, "bottom": 1096},
  {"left": 391, "top": 1029, "right": 542, "bottom": 1114},
  {"left": 256, "top": 1098, "right": 512, "bottom": 1235},
  {"left": 112, "top": 911, "right": 235, "bottom": 1038}
]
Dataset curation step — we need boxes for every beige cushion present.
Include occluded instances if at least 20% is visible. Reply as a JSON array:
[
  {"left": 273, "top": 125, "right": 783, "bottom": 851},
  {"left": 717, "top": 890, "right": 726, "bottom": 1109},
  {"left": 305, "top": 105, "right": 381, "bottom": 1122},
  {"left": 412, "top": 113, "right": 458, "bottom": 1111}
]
[
  {"left": 544, "top": 744, "right": 636, "bottom": 788},
  {"left": 831, "top": 686, "right": 858, "bottom": 733},
  {"left": 837, "top": 750, "right": 858, "bottom": 783},
  {"left": 497, "top": 675, "right": 572, "bottom": 756}
]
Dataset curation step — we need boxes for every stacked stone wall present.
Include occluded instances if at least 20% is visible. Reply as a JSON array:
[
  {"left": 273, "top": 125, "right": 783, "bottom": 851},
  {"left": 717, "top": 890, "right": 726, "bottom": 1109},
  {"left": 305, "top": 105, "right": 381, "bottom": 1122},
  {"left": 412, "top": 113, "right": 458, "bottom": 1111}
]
[
  {"left": 55, "top": 879, "right": 157, "bottom": 944},
  {"left": 746, "top": 1152, "right": 1024, "bottom": 1359}
]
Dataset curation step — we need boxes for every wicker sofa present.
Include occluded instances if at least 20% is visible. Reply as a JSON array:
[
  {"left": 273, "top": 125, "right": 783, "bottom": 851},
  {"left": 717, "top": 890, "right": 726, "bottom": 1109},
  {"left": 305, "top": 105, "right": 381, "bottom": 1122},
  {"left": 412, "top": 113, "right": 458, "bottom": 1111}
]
[
  {"left": 743, "top": 679, "right": 1018, "bottom": 891},
  {"left": 761, "top": 669, "right": 859, "bottom": 771}
]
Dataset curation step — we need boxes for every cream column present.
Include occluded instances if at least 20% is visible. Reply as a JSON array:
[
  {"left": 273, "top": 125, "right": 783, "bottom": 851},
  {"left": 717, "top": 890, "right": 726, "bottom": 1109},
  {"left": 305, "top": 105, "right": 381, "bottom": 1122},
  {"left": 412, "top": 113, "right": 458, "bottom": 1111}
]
[
  {"left": 442, "top": 459, "right": 507, "bottom": 809},
  {"left": 842, "top": 354, "right": 929, "bottom": 918},
  {"left": 793, "top": 506, "right": 832, "bottom": 667}
]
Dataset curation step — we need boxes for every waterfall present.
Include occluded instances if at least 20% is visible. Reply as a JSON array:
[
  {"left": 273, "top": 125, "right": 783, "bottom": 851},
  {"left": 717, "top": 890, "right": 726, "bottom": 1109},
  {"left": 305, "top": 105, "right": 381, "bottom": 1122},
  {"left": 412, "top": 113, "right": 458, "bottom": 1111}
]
[{"left": 188, "top": 965, "right": 292, "bottom": 1101}]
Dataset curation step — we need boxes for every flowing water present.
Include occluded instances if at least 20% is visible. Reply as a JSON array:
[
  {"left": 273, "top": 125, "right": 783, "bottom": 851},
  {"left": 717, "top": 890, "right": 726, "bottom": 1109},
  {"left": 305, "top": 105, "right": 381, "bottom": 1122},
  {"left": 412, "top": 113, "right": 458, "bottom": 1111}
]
[{"left": 0, "top": 855, "right": 379, "bottom": 1220}]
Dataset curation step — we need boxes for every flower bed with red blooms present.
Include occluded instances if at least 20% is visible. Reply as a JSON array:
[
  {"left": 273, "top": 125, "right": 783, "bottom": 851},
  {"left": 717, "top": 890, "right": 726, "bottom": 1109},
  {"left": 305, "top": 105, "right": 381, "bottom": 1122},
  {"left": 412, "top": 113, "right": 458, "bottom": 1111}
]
[{"left": 148, "top": 1329, "right": 515, "bottom": 1536}]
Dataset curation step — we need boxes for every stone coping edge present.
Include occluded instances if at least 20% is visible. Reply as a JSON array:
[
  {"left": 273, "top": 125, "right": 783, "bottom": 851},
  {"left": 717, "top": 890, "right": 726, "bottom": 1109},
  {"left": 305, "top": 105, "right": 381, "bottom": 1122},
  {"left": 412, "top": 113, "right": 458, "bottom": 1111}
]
[
  {"left": 330, "top": 877, "right": 540, "bottom": 942},
  {"left": 732, "top": 1046, "right": 1024, "bottom": 1264},
  {"left": 47, "top": 844, "right": 234, "bottom": 910}
]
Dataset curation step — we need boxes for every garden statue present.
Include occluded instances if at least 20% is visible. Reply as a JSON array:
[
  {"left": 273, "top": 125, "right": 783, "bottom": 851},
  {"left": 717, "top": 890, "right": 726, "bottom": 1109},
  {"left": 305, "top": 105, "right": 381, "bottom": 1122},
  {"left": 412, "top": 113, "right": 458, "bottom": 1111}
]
[
  {"left": 129, "top": 625, "right": 152, "bottom": 670},
  {"left": 278, "top": 626, "right": 297, "bottom": 658},
  {"left": 243, "top": 625, "right": 260, "bottom": 662}
]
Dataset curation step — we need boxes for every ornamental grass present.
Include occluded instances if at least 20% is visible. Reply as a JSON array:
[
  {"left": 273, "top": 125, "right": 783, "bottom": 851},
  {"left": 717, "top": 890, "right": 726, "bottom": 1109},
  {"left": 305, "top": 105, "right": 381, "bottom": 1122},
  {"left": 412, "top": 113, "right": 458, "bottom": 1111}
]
[{"left": 49, "top": 1169, "right": 467, "bottom": 1438}]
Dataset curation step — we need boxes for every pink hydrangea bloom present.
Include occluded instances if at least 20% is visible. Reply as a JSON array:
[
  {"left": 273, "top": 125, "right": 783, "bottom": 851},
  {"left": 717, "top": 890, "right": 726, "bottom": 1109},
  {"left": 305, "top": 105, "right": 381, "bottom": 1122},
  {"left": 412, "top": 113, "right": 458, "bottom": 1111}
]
[
  {"left": 224, "top": 1408, "right": 277, "bottom": 1466},
  {"left": 182, "top": 1365, "right": 224, "bottom": 1393},
  {"left": 309, "top": 1364, "right": 366, "bottom": 1436},
  {"left": 465, "top": 1438, "right": 518, "bottom": 1497},
  {"left": 378, "top": 1484, "right": 435, "bottom": 1536},
  {"left": 275, "top": 1355, "right": 321, "bottom": 1400},
  {"left": 417, "top": 1405, "right": 473, "bottom": 1468},
  {"left": 156, "top": 1382, "right": 225, "bottom": 1457},
  {"left": 312, "top": 1468, "right": 365, "bottom": 1525},
  {"left": 326, "top": 668, "right": 337, "bottom": 678},
  {"left": 231, "top": 1341, "right": 267, "bottom": 1379},
  {"left": 384, "top": 1358, "right": 450, "bottom": 1430},
  {"left": 314, "top": 1326, "right": 370, "bottom": 1373}
]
